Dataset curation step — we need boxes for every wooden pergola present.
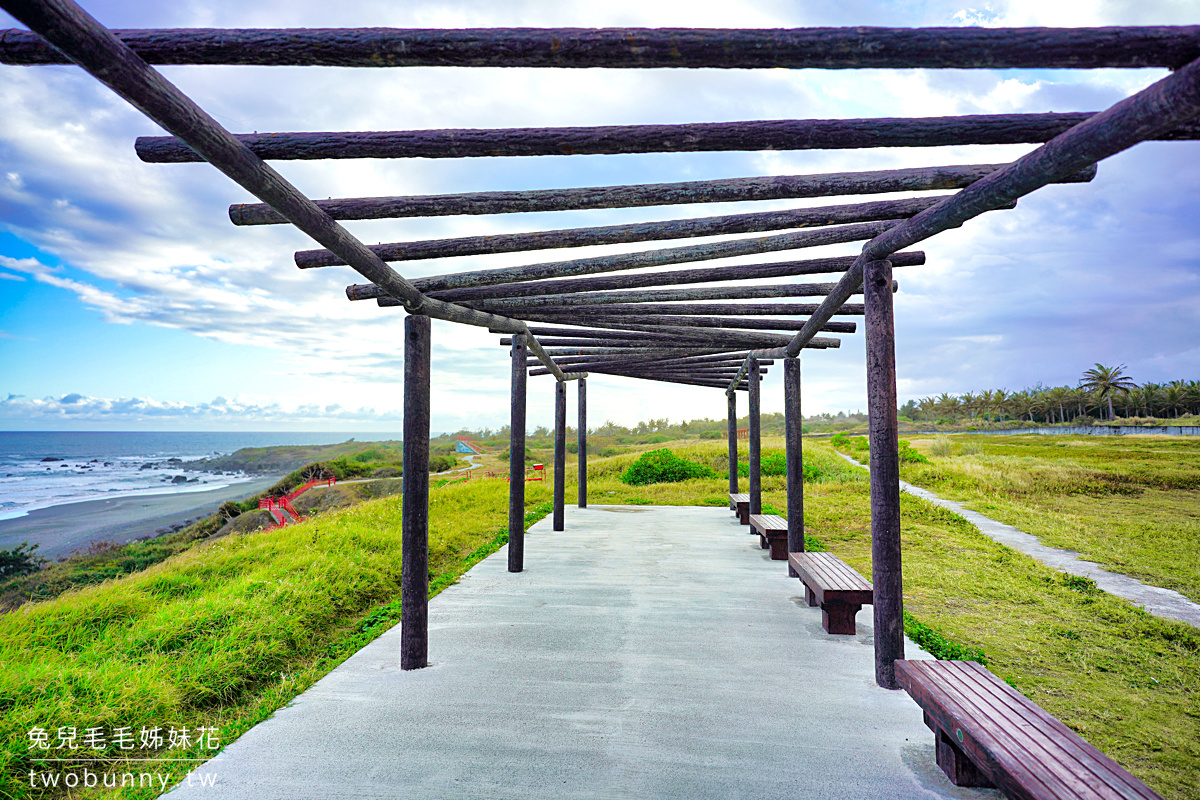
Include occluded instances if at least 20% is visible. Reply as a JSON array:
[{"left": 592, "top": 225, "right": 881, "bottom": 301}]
[{"left": 3, "top": 5, "right": 1199, "bottom": 703}]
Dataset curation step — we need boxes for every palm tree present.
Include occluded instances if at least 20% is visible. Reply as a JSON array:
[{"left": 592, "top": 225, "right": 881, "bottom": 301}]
[
  {"left": 918, "top": 397, "right": 937, "bottom": 424},
  {"left": 1163, "top": 383, "right": 1188, "bottom": 418},
  {"left": 1079, "top": 364, "right": 1138, "bottom": 422},
  {"left": 992, "top": 388, "right": 1010, "bottom": 422},
  {"left": 936, "top": 393, "right": 960, "bottom": 423},
  {"left": 1048, "top": 386, "right": 1072, "bottom": 423}
]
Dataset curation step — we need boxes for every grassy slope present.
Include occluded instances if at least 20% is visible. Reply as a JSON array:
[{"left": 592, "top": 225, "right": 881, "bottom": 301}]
[
  {"left": 895, "top": 435, "right": 1200, "bottom": 603},
  {"left": 2, "top": 437, "right": 1198, "bottom": 799},
  {"left": 0, "top": 478, "right": 550, "bottom": 800}
]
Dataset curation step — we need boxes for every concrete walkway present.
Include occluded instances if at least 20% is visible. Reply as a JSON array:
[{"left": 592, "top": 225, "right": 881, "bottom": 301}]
[
  {"left": 166, "top": 506, "right": 991, "bottom": 799},
  {"left": 834, "top": 453, "right": 1200, "bottom": 628}
]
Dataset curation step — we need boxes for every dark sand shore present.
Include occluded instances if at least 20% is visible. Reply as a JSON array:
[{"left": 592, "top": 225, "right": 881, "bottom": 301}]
[{"left": 0, "top": 477, "right": 280, "bottom": 560}]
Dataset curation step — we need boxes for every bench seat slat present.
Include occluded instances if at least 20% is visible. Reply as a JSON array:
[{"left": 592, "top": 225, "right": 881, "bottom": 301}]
[
  {"left": 936, "top": 665, "right": 1119, "bottom": 800},
  {"left": 901, "top": 661, "right": 1083, "bottom": 799},
  {"left": 794, "top": 553, "right": 871, "bottom": 593},
  {"left": 899, "top": 661, "right": 1162, "bottom": 800},
  {"left": 944, "top": 663, "right": 1157, "bottom": 800}
]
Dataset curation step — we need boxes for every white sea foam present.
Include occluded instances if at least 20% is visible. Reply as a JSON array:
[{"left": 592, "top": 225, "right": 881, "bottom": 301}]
[{"left": 0, "top": 455, "right": 255, "bottom": 520}]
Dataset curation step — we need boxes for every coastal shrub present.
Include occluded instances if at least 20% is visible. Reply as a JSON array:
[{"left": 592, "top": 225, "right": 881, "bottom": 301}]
[
  {"left": 598, "top": 447, "right": 621, "bottom": 457},
  {"left": 929, "top": 435, "right": 953, "bottom": 458},
  {"left": 898, "top": 440, "right": 929, "bottom": 464},
  {"left": 700, "top": 430, "right": 723, "bottom": 439},
  {"left": 960, "top": 440, "right": 984, "bottom": 456},
  {"left": 737, "top": 452, "right": 788, "bottom": 477},
  {"left": 0, "top": 543, "right": 46, "bottom": 580},
  {"left": 645, "top": 434, "right": 671, "bottom": 444},
  {"left": 620, "top": 449, "right": 716, "bottom": 486}
]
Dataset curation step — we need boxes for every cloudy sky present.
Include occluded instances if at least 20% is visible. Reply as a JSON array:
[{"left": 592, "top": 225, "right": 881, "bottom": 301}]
[{"left": 1, "top": 0, "right": 1198, "bottom": 432}]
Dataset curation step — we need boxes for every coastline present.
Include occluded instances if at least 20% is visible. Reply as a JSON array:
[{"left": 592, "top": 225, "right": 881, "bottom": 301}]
[{"left": 0, "top": 476, "right": 281, "bottom": 560}]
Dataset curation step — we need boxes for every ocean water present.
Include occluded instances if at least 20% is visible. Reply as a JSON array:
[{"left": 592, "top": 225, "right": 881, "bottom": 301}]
[{"left": 0, "top": 431, "right": 397, "bottom": 520}]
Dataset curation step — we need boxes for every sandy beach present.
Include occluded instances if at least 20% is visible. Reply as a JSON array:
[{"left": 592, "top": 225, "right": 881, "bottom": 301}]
[{"left": 0, "top": 477, "right": 281, "bottom": 560}]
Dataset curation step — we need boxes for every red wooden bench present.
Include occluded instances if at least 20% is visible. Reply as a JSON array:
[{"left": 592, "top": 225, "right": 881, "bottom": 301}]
[
  {"left": 896, "top": 659, "right": 1163, "bottom": 799},
  {"left": 749, "top": 513, "right": 789, "bottom": 560},
  {"left": 787, "top": 552, "right": 873, "bottom": 634},
  {"left": 728, "top": 492, "right": 750, "bottom": 525}
]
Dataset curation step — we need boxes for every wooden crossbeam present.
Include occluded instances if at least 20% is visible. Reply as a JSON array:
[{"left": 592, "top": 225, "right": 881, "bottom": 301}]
[
  {"left": 296, "top": 196, "right": 939, "bottom": 268},
  {"left": 234, "top": 163, "right": 1092, "bottom": 225},
  {"left": 5, "top": 26, "right": 1198, "bottom": 69},
  {"left": 136, "top": 113, "right": 1200, "bottom": 162}
]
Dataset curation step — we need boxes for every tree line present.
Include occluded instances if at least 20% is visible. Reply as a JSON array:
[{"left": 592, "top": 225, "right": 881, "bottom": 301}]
[{"left": 900, "top": 364, "right": 1200, "bottom": 425}]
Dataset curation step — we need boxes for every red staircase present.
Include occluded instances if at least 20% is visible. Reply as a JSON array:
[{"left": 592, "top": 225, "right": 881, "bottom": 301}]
[{"left": 258, "top": 476, "right": 336, "bottom": 530}]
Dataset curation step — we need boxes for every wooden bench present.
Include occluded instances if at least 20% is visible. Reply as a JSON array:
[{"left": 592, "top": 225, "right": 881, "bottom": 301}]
[
  {"left": 787, "top": 552, "right": 873, "bottom": 634},
  {"left": 749, "top": 514, "right": 789, "bottom": 560},
  {"left": 896, "top": 659, "right": 1163, "bottom": 799},
  {"left": 728, "top": 493, "right": 750, "bottom": 525}
]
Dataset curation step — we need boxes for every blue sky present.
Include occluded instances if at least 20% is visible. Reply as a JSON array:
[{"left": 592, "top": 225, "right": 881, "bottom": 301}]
[{"left": 1, "top": 0, "right": 1198, "bottom": 432}]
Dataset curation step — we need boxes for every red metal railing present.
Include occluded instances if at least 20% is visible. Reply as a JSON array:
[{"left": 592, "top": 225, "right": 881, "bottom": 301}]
[{"left": 258, "top": 476, "right": 336, "bottom": 530}]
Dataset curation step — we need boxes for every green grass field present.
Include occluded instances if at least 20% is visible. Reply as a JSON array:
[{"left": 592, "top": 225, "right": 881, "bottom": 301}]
[
  {"left": 893, "top": 434, "right": 1200, "bottom": 603},
  {"left": 1, "top": 436, "right": 1197, "bottom": 799},
  {"left": 0, "top": 479, "right": 550, "bottom": 800}
]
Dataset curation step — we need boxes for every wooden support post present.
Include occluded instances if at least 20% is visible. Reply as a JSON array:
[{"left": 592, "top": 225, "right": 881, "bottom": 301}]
[
  {"left": 401, "top": 314, "right": 430, "bottom": 670},
  {"left": 509, "top": 334, "right": 527, "bottom": 572},
  {"left": 865, "top": 259, "right": 904, "bottom": 689},
  {"left": 784, "top": 357, "right": 804, "bottom": 577},
  {"left": 577, "top": 378, "right": 587, "bottom": 509},
  {"left": 554, "top": 380, "right": 566, "bottom": 531},
  {"left": 748, "top": 357, "right": 762, "bottom": 515},
  {"left": 727, "top": 391, "right": 738, "bottom": 502}
]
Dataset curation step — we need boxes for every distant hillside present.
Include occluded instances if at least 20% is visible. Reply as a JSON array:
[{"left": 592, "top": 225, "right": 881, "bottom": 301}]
[{"left": 186, "top": 440, "right": 405, "bottom": 474}]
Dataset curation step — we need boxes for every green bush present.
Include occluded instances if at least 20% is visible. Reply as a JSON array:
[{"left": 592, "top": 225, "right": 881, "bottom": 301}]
[
  {"left": 0, "top": 543, "right": 46, "bottom": 580},
  {"left": 644, "top": 434, "right": 671, "bottom": 444},
  {"left": 620, "top": 449, "right": 717, "bottom": 486},
  {"left": 699, "top": 430, "right": 723, "bottom": 439},
  {"left": 898, "top": 439, "right": 929, "bottom": 464},
  {"left": 598, "top": 447, "right": 621, "bottom": 457},
  {"left": 929, "top": 435, "right": 953, "bottom": 458}
]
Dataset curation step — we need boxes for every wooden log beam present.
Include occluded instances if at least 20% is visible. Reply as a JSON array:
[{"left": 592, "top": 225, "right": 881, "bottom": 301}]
[
  {"left": 865, "top": 259, "right": 904, "bottom": 690},
  {"left": 298, "top": 197, "right": 938, "bottom": 268},
  {"left": 6, "top": 26, "right": 1199, "bottom": 69},
  {"left": 554, "top": 366, "right": 747, "bottom": 390},
  {"left": 513, "top": 317, "right": 851, "bottom": 344},
  {"left": 524, "top": 314, "right": 856, "bottom": 334},
  {"left": 467, "top": 280, "right": 891, "bottom": 311},
  {"left": 508, "top": 334, "right": 527, "bottom": 573},
  {"left": 137, "top": 113, "right": 1200, "bottom": 163},
  {"left": 504, "top": 331, "right": 794, "bottom": 349},
  {"left": 401, "top": 314, "right": 430, "bottom": 670},
  {"left": 590, "top": 367, "right": 750, "bottom": 385},
  {"left": 577, "top": 379, "right": 587, "bottom": 510},
  {"left": 345, "top": 237, "right": 924, "bottom": 303},
  {"left": 235, "top": 163, "right": 1092, "bottom": 225},
  {"left": 377, "top": 296, "right": 866, "bottom": 316},
  {"left": 422, "top": 245, "right": 920, "bottom": 305},
  {"left": 784, "top": 357, "right": 804, "bottom": 577},
  {"left": 783, "top": 54, "right": 1200, "bottom": 358},
  {"left": 748, "top": 358, "right": 762, "bottom": 515},
  {"left": 528, "top": 352, "right": 772, "bottom": 370},
  {"left": 554, "top": 381, "right": 566, "bottom": 532}
]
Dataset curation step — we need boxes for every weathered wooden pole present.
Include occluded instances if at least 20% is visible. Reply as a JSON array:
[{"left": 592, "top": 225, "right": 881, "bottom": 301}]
[
  {"left": 784, "top": 357, "right": 804, "bottom": 577},
  {"left": 577, "top": 378, "right": 587, "bottom": 509},
  {"left": 509, "top": 334, "right": 528, "bottom": 572},
  {"left": 748, "top": 357, "right": 762, "bottom": 515},
  {"left": 727, "top": 391, "right": 738, "bottom": 505},
  {"left": 138, "top": 113, "right": 1200, "bottom": 163},
  {"left": 401, "top": 314, "right": 430, "bottom": 670},
  {"left": 554, "top": 380, "right": 567, "bottom": 531},
  {"left": 865, "top": 259, "right": 904, "bottom": 690}
]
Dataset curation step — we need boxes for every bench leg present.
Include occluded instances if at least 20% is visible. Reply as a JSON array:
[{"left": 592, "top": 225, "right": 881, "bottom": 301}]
[
  {"left": 804, "top": 585, "right": 818, "bottom": 607},
  {"left": 737, "top": 505, "right": 750, "bottom": 525},
  {"left": 768, "top": 537, "right": 788, "bottom": 560},
  {"left": 935, "top": 729, "right": 994, "bottom": 788},
  {"left": 821, "top": 601, "right": 862, "bottom": 635},
  {"left": 759, "top": 533, "right": 769, "bottom": 549}
]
